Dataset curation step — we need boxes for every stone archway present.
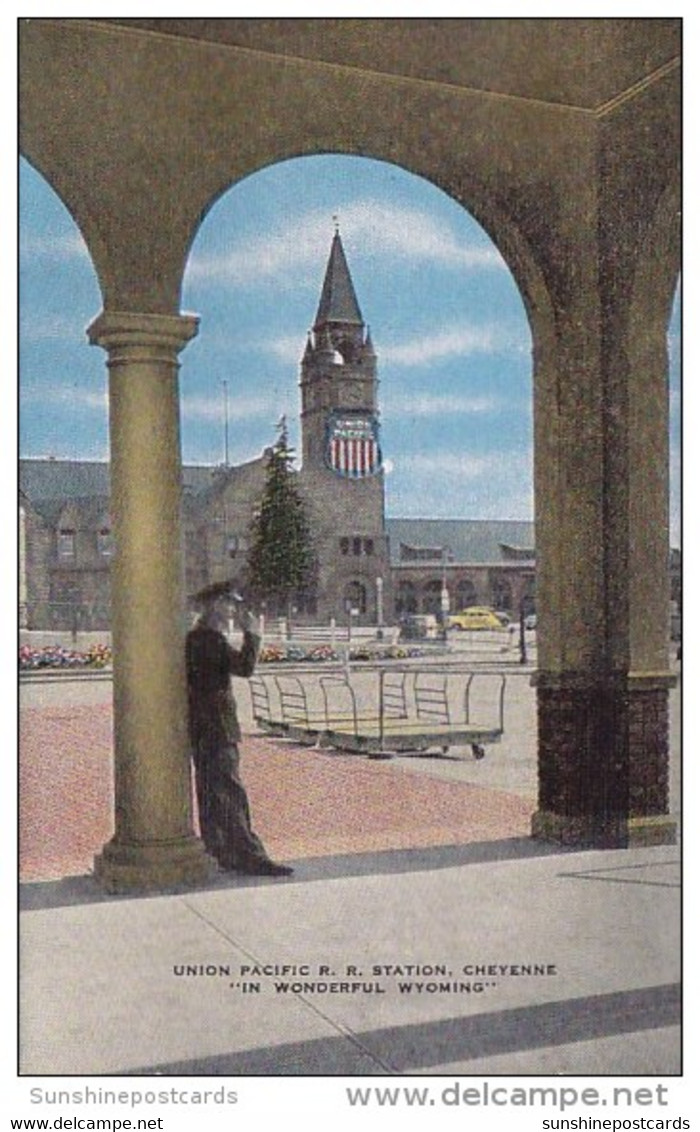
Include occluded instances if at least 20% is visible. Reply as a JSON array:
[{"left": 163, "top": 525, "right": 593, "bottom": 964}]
[
  {"left": 19, "top": 19, "right": 680, "bottom": 887},
  {"left": 344, "top": 580, "right": 368, "bottom": 617},
  {"left": 395, "top": 580, "right": 418, "bottom": 617},
  {"left": 456, "top": 578, "right": 478, "bottom": 610}
]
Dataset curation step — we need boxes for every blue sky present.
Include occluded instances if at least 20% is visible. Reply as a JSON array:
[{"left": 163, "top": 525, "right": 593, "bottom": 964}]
[{"left": 19, "top": 153, "right": 681, "bottom": 540}]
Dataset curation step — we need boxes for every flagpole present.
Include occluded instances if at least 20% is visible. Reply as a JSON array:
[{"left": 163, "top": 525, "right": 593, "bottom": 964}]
[{"left": 223, "top": 379, "right": 229, "bottom": 467}]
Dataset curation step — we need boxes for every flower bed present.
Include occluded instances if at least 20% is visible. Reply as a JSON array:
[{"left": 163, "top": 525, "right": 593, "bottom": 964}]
[
  {"left": 258, "top": 643, "right": 426, "bottom": 664},
  {"left": 20, "top": 640, "right": 428, "bottom": 671},
  {"left": 19, "top": 643, "right": 113, "bottom": 671}
]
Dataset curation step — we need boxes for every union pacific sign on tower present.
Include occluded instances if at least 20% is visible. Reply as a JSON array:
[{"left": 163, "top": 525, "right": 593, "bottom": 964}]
[{"left": 325, "top": 412, "right": 382, "bottom": 479}]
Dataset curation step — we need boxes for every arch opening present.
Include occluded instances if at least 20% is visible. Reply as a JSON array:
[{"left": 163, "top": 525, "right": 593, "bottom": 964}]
[{"left": 179, "top": 152, "right": 537, "bottom": 628}]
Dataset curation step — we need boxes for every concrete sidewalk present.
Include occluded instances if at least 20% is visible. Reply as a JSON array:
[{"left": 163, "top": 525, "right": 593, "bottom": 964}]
[
  {"left": 19, "top": 669, "right": 682, "bottom": 1077},
  {"left": 20, "top": 840, "right": 680, "bottom": 1076}
]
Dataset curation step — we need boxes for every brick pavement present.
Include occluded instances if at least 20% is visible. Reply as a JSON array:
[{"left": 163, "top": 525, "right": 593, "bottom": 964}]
[{"left": 20, "top": 703, "right": 533, "bottom": 883}]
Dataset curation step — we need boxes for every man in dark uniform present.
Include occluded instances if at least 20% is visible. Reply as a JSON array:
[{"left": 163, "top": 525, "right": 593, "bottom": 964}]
[{"left": 186, "top": 580, "right": 293, "bottom": 877}]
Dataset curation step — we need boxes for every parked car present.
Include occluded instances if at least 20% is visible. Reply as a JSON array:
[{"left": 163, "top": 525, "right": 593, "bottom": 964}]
[{"left": 446, "top": 606, "right": 503, "bottom": 631}]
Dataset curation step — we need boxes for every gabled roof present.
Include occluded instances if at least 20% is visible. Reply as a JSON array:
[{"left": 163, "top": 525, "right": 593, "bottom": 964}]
[
  {"left": 19, "top": 456, "right": 272, "bottom": 528},
  {"left": 386, "top": 517, "right": 535, "bottom": 567},
  {"left": 314, "top": 232, "right": 363, "bottom": 330},
  {"left": 27, "top": 494, "right": 111, "bottom": 528},
  {"left": 20, "top": 458, "right": 223, "bottom": 503},
  {"left": 195, "top": 454, "right": 269, "bottom": 506},
  {"left": 20, "top": 459, "right": 111, "bottom": 501}
]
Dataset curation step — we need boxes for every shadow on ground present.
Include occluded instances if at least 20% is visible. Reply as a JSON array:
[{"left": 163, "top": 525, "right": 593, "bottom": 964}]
[{"left": 20, "top": 836, "right": 575, "bottom": 912}]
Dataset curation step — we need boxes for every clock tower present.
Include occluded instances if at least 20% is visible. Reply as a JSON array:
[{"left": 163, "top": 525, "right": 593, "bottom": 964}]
[
  {"left": 298, "top": 229, "right": 390, "bottom": 624},
  {"left": 300, "top": 228, "right": 379, "bottom": 468}
]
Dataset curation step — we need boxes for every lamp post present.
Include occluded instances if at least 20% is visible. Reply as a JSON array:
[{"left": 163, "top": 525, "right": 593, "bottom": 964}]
[
  {"left": 440, "top": 547, "right": 450, "bottom": 640},
  {"left": 519, "top": 595, "right": 528, "bottom": 665},
  {"left": 376, "top": 576, "right": 384, "bottom": 640}
]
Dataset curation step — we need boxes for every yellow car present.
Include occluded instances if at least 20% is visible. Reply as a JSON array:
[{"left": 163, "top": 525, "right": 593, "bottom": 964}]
[{"left": 446, "top": 606, "right": 503, "bottom": 631}]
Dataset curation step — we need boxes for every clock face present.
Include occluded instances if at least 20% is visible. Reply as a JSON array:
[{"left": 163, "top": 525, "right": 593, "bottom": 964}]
[{"left": 344, "top": 382, "right": 366, "bottom": 407}]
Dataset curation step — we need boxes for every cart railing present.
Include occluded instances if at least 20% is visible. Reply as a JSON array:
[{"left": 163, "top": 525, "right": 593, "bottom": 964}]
[{"left": 248, "top": 665, "right": 506, "bottom": 760}]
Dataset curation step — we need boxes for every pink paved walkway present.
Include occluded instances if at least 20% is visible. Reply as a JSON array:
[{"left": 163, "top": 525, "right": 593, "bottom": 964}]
[{"left": 20, "top": 704, "right": 532, "bottom": 882}]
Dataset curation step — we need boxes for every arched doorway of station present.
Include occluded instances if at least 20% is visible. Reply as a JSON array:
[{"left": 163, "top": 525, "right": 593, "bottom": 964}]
[
  {"left": 395, "top": 580, "right": 418, "bottom": 616},
  {"left": 343, "top": 580, "right": 368, "bottom": 617},
  {"left": 490, "top": 577, "right": 513, "bottom": 614},
  {"left": 421, "top": 579, "right": 442, "bottom": 616},
  {"left": 456, "top": 578, "right": 478, "bottom": 609}
]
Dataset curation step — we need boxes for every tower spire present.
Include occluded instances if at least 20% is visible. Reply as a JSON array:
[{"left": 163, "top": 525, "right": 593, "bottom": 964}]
[
  {"left": 301, "top": 230, "right": 378, "bottom": 470},
  {"left": 313, "top": 228, "right": 363, "bottom": 332}
]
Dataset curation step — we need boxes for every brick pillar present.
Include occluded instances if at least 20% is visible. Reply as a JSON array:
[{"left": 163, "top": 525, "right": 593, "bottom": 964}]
[
  {"left": 532, "top": 673, "right": 675, "bottom": 847},
  {"left": 88, "top": 310, "right": 213, "bottom": 892},
  {"left": 530, "top": 276, "right": 677, "bottom": 850}
]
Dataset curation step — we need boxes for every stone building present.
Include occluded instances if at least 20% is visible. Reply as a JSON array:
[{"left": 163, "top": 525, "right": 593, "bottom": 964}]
[
  {"left": 388, "top": 518, "right": 535, "bottom": 619},
  {"left": 20, "top": 231, "right": 538, "bottom": 631}
]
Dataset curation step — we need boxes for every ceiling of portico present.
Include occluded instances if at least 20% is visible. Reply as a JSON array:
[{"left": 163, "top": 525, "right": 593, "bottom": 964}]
[
  {"left": 19, "top": 18, "right": 681, "bottom": 316},
  {"left": 99, "top": 17, "right": 680, "bottom": 115}
]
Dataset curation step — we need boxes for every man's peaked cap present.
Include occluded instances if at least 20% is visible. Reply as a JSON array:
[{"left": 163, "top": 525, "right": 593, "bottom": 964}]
[{"left": 189, "top": 578, "right": 241, "bottom": 606}]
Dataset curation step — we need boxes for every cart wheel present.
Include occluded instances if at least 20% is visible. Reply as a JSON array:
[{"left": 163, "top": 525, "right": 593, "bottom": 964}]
[{"left": 472, "top": 744, "right": 486, "bottom": 760}]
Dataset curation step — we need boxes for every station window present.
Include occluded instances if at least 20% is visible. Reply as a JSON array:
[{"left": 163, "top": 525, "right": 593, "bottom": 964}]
[
  {"left": 97, "top": 527, "right": 113, "bottom": 556},
  {"left": 58, "top": 528, "right": 76, "bottom": 558},
  {"left": 342, "top": 535, "right": 374, "bottom": 556}
]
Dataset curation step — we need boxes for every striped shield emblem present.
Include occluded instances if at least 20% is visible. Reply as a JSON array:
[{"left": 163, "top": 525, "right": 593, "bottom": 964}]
[{"left": 325, "top": 413, "right": 382, "bottom": 479}]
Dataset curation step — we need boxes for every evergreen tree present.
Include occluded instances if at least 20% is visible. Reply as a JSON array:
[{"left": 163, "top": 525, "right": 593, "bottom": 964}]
[{"left": 247, "top": 419, "right": 316, "bottom": 616}]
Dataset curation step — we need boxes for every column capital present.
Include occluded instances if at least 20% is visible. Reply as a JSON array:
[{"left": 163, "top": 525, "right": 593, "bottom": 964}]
[
  {"left": 87, "top": 309, "right": 199, "bottom": 356},
  {"left": 532, "top": 669, "right": 677, "bottom": 691}
]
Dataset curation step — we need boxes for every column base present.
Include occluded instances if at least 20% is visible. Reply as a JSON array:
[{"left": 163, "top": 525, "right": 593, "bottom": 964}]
[
  {"left": 531, "top": 809, "right": 677, "bottom": 849},
  {"left": 627, "top": 814, "right": 678, "bottom": 847},
  {"left": 94, "top": 834, "right": 215, "bottom": 893}
]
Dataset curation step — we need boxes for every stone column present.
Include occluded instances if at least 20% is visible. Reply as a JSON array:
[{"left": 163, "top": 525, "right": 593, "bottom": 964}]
[
  {"left": 530, "top": 295, "right": 677, "bottom": 849},
  {"left": 88, "top": 311, "right": 213, "bottom": 891}
]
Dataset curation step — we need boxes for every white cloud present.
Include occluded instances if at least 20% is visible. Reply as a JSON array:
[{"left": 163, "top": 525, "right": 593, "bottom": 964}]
[
  {"left": 385, "top": 393, "right": 499, "bottom": 417},
  {"left": 669, "top": 388, "right": 681, "bottom": 418},
  {"left": 180, "top": 392, "right": 294, "bottom": 423},
  {"left": 21, "top": 384, "right": 107, "bottom": 411},
  {"left": 184, "top": 443, "right": 269, "bottom": 469},
  {"left": 335, "top": 200, "right": 505, "bottom": 271},
  {"left": 265, "top": 335, "right": 308, "bottom": 364},
  {"left": 22, "top": 441, "right": 110, "bottom": 462},
  {"left": 20, "top": 313, "right": 94, "bottom": 344},
  {"left": 20, "top": 231, "right": 90, "bottom": 262},
  {"left": 186, "top": 199, "right": 507, "bottom": 288},
  {"left": 402, "top": 452, "right": 501, "bottom": 480},
  {"left": 265, "top": 321, "right": 531, "bottom": 370},
  {"left": 382, "top": 323, "right": 529, "bottom": 366},
  {"left": 386, "top": 447, "right": 535, "bottom": 520}
]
